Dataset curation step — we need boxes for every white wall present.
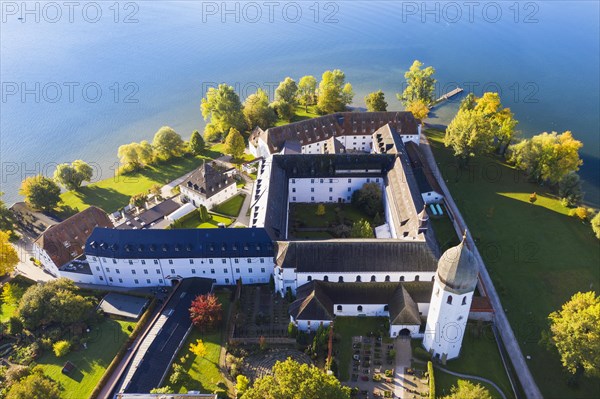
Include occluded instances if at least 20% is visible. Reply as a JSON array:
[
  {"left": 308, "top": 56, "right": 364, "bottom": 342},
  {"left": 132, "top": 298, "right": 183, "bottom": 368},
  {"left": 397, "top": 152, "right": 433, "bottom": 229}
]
[
  {"left": 33, "top": 244, "right": 60, "bottom": 277},
  {"left": 423, "top": 281, "right": 474, "bottom": 360},
  {"left": 333, "top": 303, "right": 388, "bottom": 317},
  {"left": 58, "top": 269, "right": 98, "bottom": 284},
  {"left": 390, "top": 324, "right": 420, "bottom": 338},
  {"left": 180, "top": 182, "right": 237, "bottom": 210},
  {"left": 288, "top": 177, "right": 383, "bottom": 203},
  {"left": 86, "top": 255, "right": 273, "bottom": 288},
  {"left": 421, "top": 191, "right": 444, "bottom": 205}
]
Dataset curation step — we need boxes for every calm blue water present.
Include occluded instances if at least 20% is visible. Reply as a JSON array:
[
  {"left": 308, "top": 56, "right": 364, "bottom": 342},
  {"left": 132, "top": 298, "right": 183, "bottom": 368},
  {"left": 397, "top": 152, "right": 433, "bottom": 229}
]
[{"left": 1, "top": 1, "right": 599, "bottom": 205}]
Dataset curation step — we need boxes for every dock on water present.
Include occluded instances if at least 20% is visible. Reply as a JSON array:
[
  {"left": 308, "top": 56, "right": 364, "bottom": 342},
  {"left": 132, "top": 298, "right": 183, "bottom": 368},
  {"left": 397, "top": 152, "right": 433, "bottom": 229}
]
[{"left": 431, "top": 87, "right": 464, "bottom": 107}]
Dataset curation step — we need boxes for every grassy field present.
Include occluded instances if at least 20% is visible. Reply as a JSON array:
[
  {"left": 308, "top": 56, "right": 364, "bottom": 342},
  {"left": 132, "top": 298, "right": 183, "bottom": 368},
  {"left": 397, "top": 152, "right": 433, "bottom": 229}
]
[
  {"left": 0, "top": 276, "right": 35, "bottom": 322},
  {"left": 213, "top": 194, "right": 246, "bottom": 217},
  {"left": 429, "top": 211, "right": 460, "bottom": 252},
  {"left": 173, "top": 213, "right": 233, "bottom": 229},
  {"left": 332, "top": 317, "right": 390, "bottom": 381},
  {"left": 59, "top": 152, "right": 221, "bottom": 216},
  {"left": 275, "top": 106, "right": 320, "bottom": 127},
  {"left": 36, "top": 318, "right": 135, "bottom": 399},
  {"left": 168, "top": 290, "right": 232, "bottom": 394},
  {"left": 426, "top": 129, "right": 600, "bottom": 398},
  {"left": 288, "top": 203, "right": 376, "bottom": 240}
]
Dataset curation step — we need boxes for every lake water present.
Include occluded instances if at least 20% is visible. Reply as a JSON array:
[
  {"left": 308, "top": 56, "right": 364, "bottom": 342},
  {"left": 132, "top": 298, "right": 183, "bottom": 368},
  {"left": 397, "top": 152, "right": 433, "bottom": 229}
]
[{"left": 1, "top": 1, "right": 598, "bottom": 205}]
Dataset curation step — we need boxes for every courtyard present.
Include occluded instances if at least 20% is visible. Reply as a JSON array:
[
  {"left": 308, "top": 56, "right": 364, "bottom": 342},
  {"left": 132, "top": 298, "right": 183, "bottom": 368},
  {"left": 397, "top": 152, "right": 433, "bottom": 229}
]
[
  {"left": 231, "top": 285, "right": 292, "bottom": 339},
  {"left": 288, "top": 203, "right": 377, "bottom": 239}
]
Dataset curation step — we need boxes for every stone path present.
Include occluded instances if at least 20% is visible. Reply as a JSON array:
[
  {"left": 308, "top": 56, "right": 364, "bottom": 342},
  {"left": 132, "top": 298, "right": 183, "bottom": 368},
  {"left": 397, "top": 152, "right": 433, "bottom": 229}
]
[{"left": 419, "top": 132, "right": 541, "bottom": 399}]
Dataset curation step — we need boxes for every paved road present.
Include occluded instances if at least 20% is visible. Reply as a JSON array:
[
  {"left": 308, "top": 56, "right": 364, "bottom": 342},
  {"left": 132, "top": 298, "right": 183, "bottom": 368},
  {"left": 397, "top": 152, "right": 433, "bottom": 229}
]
[
  {"left": 233, "top": 174, "right": 254, "bottom": 227},
  {"left": 419, "top": 133, "right": 542, "bottom": 399}
]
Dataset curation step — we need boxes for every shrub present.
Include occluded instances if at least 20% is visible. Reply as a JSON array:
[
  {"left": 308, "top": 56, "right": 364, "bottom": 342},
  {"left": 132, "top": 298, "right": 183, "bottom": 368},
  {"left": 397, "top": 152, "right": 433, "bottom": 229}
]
[
  {"left": 592, "top": 212, "right": 600, "bottom": 240},
  {"left": 569, "top": 207, "right": 589, "bottom": 221},
  {"left": 427, "top": 361, "right": 435, "bottom": 399},
  {"left": 53, "top": 340, "right": 71, "bottom": 357},
  {"left": 287, "top": 322, "right": 298, "bottom": 338},
  {"left": 529, "top": 192, "right": 537, "bottom": 203}
]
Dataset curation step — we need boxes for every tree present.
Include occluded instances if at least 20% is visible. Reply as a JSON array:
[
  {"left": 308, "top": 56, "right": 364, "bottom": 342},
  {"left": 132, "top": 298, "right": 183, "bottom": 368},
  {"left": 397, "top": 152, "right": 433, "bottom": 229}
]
[
  {"left": 198, "top": 205, "right": 209, "bottom": 222},
  {"left": 17, "top": 278, "right": 94, "bottom": 330},
  {"left": 137, "top": 140, "right": 155, "bottom": 165},
  {"left": 244, "top": 89, "right": 277, "bottom": 129},
  {"left": 0, "top": 192, "right": 16, "bottom": 233},
  {"left": 53, "top": 160, "right": 93, "bottom": 190},
  {"left": 189, "top": 339, "right": 207, "bottom": 357},
  {"left": 149, "top": 184, "right": 163, "bottom": 200},
  {"left": 558, "top": 172, "right": 583, "bottom": 207},
  {"left": 273, "top": 77, "right": 299, "bottom": 121},
  {"left": 201, "top": 84, "right": 247, "bottom": 142},
  {"left": 150, "top": 386, "right": 174, "bottom": 394},
  {"left": 240, "top": 358, "right": 351, "bottom": 399},
  {"left": 508, "top": 131, "right": 583, "bottom": 184},
  {"left": 2, "top": 282, "right": 25, "bottom": 305},
  {"left": 351, "top": 182, "right": 383, "bottom": 217},
  {"left": 298, "top": 75, "right": 317, "bottom": 111},
  {"left": 53, "top": 340, "right": 71, "bottom": 357},
  {"left": 153, "top": 126, "right": 184, "bottom": 160},
  {"left": 529, "top": 192, "right": 537, "bottom": 204},
  {"left": 547, "top": 291, "right": 600, "bottom": 377},
  {"left": 130, "top": 193, "right": 148, "bottom": 209},
  {"left": 405, "top": 99, "right": 429, "bottom": 122},
  {"left": 592, "top": 212, "right": 600, "bottom": 240},
  {"left": 6, "top": 370, "right": 61, "bottom": 399},
  {"left": 7, "top": 316, "right": 23, "bottom": 335},
  {"left": 444, "top": 107, "right": 494, "bottom": 163},
  {"left": 351, "top": 219, "right": 374, "bottom": 238},
  {"left": 397, "top": 60, "right": 436, "bottom": 106},
  {"left": 236, "top": 374, "right": 250, "bottom": 396},
  {"left": 118, "top": 142, "right": 142, "bottom": 170},
  {"left": 224, "top": 128, "right": 246, "bottom": 159},
  {"left": 317, "top": 69, "right": 354, "bottom": 114},
  {"left": 19, "top": 175, "right": 61, "bottom": 211},
  {"left": 316, "top": 204, "right": 325, "bottom": 216},
  {"left": 0, "top": 231, "right": 19, "bottom": 276},
  {"left": 189, "top": 130, "right": 205, "bottom": 155},
  {"left": 441, "top": 380, "right": 493, "bottom": 399},
  {"left": 189, "top": 293, "right": 222, "bottom": 330},
  {"left": 365, "top": 90, "right": 387, "bottom": 112}
]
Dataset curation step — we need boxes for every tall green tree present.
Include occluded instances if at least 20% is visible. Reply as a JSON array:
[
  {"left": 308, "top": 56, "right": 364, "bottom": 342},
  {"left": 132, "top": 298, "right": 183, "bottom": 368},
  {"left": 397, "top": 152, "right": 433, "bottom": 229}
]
[
  {"left": 189, "top": 130, "right": 205, "bottom": 155},
  {"left": 547, "top": 291, "right": 600, "bottom": 377},
  {"left": 365, "top": 90, "right": 387, "bottom": 112},
  {"left": 351, "top": 182, "right": 383, "bottom": 217},
  {"left": 508, "top": 131, "right": 583, "bottom": 184},
  {"left": 153, "top": 126, "right": 184, "bottom": 159},
  {"left": 19, "top": 175, "right": 61, "bottom": 211},
  {"left": 351, "top": 219, "right": 374, "bottom": 238},
  {"left": 53, "top": 160, "right": 93, "bottom": 190},
  {"left": 317, "top": 70, "right": 354, "bottom": 114},
  {"left": 397, "top": 60, "right": 436, "bottom": 106},
  {"left": 224, "top": 128, "right": 245, "bottom": 159},
  {"left": 273, "top": 77, "right": 299, "bottom": 121},
  {"left": 558, "top": 172, "right": 584, "bottom": 207},
  {"left": 0, "top": 192, "right": 16, "bottom": 233},
  {"left": 298, "top": 75, "right": 317, "bottom": 111},
  {"left": 241, "top": 358, "right": 350, "bottom": 399},
  {"left": 441, "top": 380, "right": 493, "bottom": 399},
  {"left": 244, "top": 88, "right": 277, "bottom": 129},
  {"left": 17, "top": 278, "right": 94, "bottom": 330},
  {"left": 117, "top": 141, "right": 154, "bottom": 171},
  {"left": 0, "top": 231, "right": 19, "bottom": 276},
  {"left": 201, "top": 84, "right": 247, "bottom": 142},
  {"left": 6, "top": 371, "right": 61, "bottom": 399},
  {"left": 130, "top": 193, "right": 148, "bottom": 209}
]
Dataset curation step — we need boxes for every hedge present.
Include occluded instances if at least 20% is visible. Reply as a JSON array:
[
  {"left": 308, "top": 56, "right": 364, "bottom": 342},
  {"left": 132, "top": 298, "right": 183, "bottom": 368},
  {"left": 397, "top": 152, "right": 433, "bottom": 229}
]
[
  {"left": 428, "top": 360, "right": 435, "bottom": 399},
  {"left": 88, "top": 298, "right": 156, "bottom": 399}
]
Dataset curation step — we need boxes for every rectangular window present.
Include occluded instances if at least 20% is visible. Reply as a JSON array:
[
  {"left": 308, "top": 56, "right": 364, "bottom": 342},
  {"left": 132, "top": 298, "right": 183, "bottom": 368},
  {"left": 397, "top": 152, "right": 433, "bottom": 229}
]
[
  {"left": 141, "top": 260, "right": 146, "bottom": 265},
  {"left": 348, "top": 187, "right": 351, "bottom": 192},
  {"left": 156, "top": 269, "right": 161, "bottom": 274},
  {"left": 311, "top": 179, "right": 314, "bottom": 183},
  {"left": 119, "top": 278, "right": 123, "bottom": 283},
  {"left": 247, "top": 258, "right": 251, "bottom": 263},
  {"left": 329, "top": 187, "right": 332, "bottom": 192},
  {"left": 109, "top": 277, "right": 113, "bottom": 282},
  {"left": 292, "top": 197, "right": 296, "bottom": 201},
  {"left": 261, "top": 268, "right": 265, "bottom": 273},
  {"left": 96, "top": 266, "right": 100, "bottom": 271},
  {"left": 235, "top": 268, "right": 240, "bottom": 273},
  {"left": 311, "top": 188, "right": 314, "bottom": 192},
  {"left": 291, "top": 179, "right": 295, "bottom": 183},
  {"left": 222, "top": 259, "right": 226, "bottom": 264},
  {"left": 131, "top": 270, "right": 136, "bottom": 275},
  {"left": 223, "top": 268, "right": 228, "bottom": 273},
  {"left": 311, "top": 196, "right": 315, "bottom": 201},
  {"left": 99, "top": 276, "right": 104, "bottom": 281},
  {"left": 234, "top": 259, "right": 239, "bottom": 263},
  {"left": 319, "top": 179, "right": 324, "bottom": 183},
  {"left": 292, "top": 188, "right": 296, "bottom": 192},
  {"left": 113, "top": 259, "right": 117, "bottom": 264},
  {"left": 348, "top": 178, "right": 352, "bottom": 183},
  {"left": 144, "top": 269, "right": 148, "bottom": 274},
  {"left": 168, "top": 259, "right": 173, "bottom": 265},
  {"left": 116, "top": 268, "right": 120, "bottom": 274},
  {"left": 158, "top": 279, "right": 163, "bottom": 284},
  {"left": 128, "top": 260, "right": 133, "bottom": 265},
  {"left": 249, "top": 268, "right": 253, "bottom": 273},
  {"left": 134, "top": 279, "right": 139, "bottom": 284},
  {"left": 154, "top": 259, "right": 158, "bottom": 265},
  {"left": 209, "top": 259, "right": 213, "bottom": 264},
  {"left": 329, "top": 178, "right": 333, "bottom": 183},
  {"left": 329, "top": 196, "right": 333, "bottom": 201},
  {"left": 105, "top": 267, "right": 110, "bottom": 272},
  {"left": 146, "top": 279, "right": 151, "bottom": 284},
  {"left": 211, "top": 269, "right": 215, "bottom": 274},
  {"left": 171, "top": 268, "right": 175, "bottom": 274},
  {"left": 260, "top": 258, "right": 264, "bottom": 263},
  {"left": 189, "top": 259, "right": 194, "bottom": 264},
  {"left": 367, "top": 178, "right": 370, "bottom": 183},
  {"left": 225, "top": 278, "right": 230, "bottom": 284},
  {"left": 192, "top": 268, "right": 196, "bottom": 274},
  {"left": 375, "top": 178, "right": 379, "bottom": 183}
]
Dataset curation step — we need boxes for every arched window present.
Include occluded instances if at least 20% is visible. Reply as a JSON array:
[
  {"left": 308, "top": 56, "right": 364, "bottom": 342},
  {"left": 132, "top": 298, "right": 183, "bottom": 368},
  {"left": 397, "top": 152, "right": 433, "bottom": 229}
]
[
  {"left": 370, "top": 275, "right": 376, "bottom": 282},
  {"left": 447, "top": 295, "right": 453, "bottom": 305},
  {"left": 384, "top": 305, "right": 389, "bottom": 311},
  {"left": 400, "top": 276, "right": 405, "bottom": 282},
  {"left": 356, "top": 275, "right": 361, "bottom": 282},
  {"left": 414, "top": 275, "right": 420, "bottom": 281},
  {"left": 462, "top": 297, "right": 467, "bottom": 305},
  {"left": 323, "top": 275, "right": 329, "bottom": 282},
  {"left": 431, "top": 276, "right": 435, "bottom": 281},
  {"left": 307, "top": 276, "right": 312, "bottom": 282},
  {"left": 337, "top": 305, "right": 342, "bottom": 311},
  {"left": 357, "top": 305, "right": 363, "bottom": 312},
  {"left": 338, "top": 276, "right": 344, "bottom": 282},
  {"left": 385, "top": 275, "right": 390, "bottom": 282}
]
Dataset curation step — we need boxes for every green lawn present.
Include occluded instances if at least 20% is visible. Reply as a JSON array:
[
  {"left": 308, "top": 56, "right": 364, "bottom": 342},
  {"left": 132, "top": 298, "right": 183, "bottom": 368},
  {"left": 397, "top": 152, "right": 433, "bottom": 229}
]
[
  {"left": 0, "top": 276, "right": 35, "bottom": 322},
  {"left": 290, "top": 203, "right": 375, "bottom": 228},
  {"left": 173, "top": 213, "right": 233, "bottom": 229},
  {"left": 167, "top": 291, "right": 232, "bottom": 394},
  {"left": 59, "top": 153, "right": 222, "bottom": 216},
  {"left": 332, "top": 317, "right": 390, "bottom": 381},
  {"left": 36, "top": 318, "right": 135, "bottom": 399},
  {"left": 426, "top": 129, "right": 600, "bottom": 398},
  {"left": 429, "top": 212, "right": 460, "bottom": 252},
  {"left": 275, "top": 106, "right": 320, "bottom": 126},
  {"left": 213, "top": 194, "right": 246, "bottom": 217}
]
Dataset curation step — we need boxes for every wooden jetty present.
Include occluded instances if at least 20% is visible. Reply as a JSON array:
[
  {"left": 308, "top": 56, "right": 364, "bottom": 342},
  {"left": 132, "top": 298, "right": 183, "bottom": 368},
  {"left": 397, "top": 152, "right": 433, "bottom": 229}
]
[{"left": 431, "top": 87, "right": 464, "bottom": 107}]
